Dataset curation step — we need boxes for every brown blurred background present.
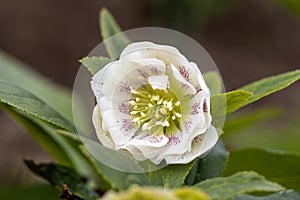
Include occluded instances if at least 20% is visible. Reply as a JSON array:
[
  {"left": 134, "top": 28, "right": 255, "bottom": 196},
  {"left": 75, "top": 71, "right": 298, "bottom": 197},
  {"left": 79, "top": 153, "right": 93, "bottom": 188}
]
[{"left": 0, "top": 0, "right": 299, "bottom": 187}]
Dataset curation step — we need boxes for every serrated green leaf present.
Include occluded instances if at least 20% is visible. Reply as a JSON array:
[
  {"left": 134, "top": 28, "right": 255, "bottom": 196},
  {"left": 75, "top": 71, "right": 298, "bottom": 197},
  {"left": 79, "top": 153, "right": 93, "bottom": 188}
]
[
  {"left": 223, "top": 148, "right": 300, "bottom": 192},
  {"left": 100, "top": 8, "right": 130, "bottom": 59},
  {"left": 0, "top": 81, "right": 75, "bottom": 132},
  {"left": 194, "top": 171, "right": 284, "bottom": 200},
  {"left": 203, "top": 71, "right": 223, "bottom": 96},
  {"left": 211, "top": 90, "right": 252, "bottom": 120},
  {"left": 1, "top": 104, "right": 91, "bottom": 175},
  {"left": 0, "top": 103, "right": 70, "bottom": 166},
  {"left": 59, "top": 131, "right": 193, "bottom": 190},
  {"left": 25, "top": 160, "right": 99, "bottom": 200},
  {"left": 80, "top": 56, "right": 112, "bottom": 75},
  {"left": 0, "top": 50, "right": 73, "bottom": 122},
  {"left": 239, "top": 69, "right": 300, "bottom": 108},
  {"left": 58, "top": 131, "right": 150, "bottom": 191},
  {"left": 79, "top": 145, "right": 150, "bottom": 191},
  {"left": 235, "top": 190, "right": 300, "bottom": 200},
  {"left": 185, "top": 140, "right": 228, "bottom": 185},
  {"left": 148, "top": 161, "right": 196, "bottom": 188}
]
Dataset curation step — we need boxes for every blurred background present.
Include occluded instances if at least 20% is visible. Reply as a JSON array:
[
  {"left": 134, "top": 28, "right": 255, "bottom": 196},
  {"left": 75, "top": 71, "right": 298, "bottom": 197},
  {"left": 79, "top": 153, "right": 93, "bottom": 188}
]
[{"left": 0, "top": 0, "right": 299, "bottom": 195}]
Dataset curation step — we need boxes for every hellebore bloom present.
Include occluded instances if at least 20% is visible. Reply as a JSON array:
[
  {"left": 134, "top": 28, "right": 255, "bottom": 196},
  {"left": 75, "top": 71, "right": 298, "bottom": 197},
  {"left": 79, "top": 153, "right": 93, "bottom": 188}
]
[{"left": 91, "top": 42, "right": 218, "bottom": 164}]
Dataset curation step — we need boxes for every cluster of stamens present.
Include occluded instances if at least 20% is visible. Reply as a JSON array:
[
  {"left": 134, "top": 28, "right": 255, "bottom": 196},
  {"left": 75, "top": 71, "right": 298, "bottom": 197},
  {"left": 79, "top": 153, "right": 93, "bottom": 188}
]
[{"left": 128, "top": 85, "right": 182, "bottom": 135}]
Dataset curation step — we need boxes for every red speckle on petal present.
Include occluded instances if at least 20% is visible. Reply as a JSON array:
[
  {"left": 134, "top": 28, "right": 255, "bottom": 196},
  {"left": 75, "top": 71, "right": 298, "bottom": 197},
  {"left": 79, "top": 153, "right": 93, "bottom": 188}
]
[
  {"left": 148, "top": 136, "right": 163, "bottom": 143},
  {"left": 118, "top": 103, "right": 130, "bottom": 114},
  {"left": 120, "top": 81, "right": 131, "bottom": 93},
  {"left": 191, "top": 102, "right": 201, "bottom": 115},
  {"left": 167, "top": 136, "right": 180, "bottom": 146},
  {"left": 137, "top": 69, "right": 149, "bottom": 78},
  {"left": 203, "top": 99, "right": 208, "bottom": 113},
  {"left": 150, "top": 66, "right": 161, "bottom": 75},
  {"left": 121, "top": 119, "right": 135, "bottom": 132},
  {"left": 179, "top": 66, "right": 191, "bottom": 82},
  {"left": 184, "top": 119, "right": 193, "bottom": 132}
]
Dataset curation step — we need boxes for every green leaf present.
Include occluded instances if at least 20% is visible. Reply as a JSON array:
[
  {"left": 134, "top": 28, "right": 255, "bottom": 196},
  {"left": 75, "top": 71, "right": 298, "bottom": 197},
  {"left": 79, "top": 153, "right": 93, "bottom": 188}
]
[
  {"left": 194, "top": 171, "right": 284, "bottom": 200},
  {"left": 0, "top": 184, "right": 59, "bottom": 200},
  {"left": 239, "top": 69, "right": 300, "bottom": 108},
  {"left": 1, "top": 104, "right": 70, "bottom": 166},
  {"left": 0, "top": 50, "right": 73, "bottom": 122},
  {"left": 225, "top": 90, "right": 253, "bottom": 115},
  {"left": 25, "top": 160, "right": 99, "bottom": 200},
  {"left": 1, "top": 104, "right": 91, "bottom": 175},
  {"left": 185, "top": 140, "right": 228, "bottom": 185},
  {"left": 203, "top": 71, "right": 223, "bottom": 96},
  {"left": 0, "top": 81, "right": 75, "bottom": 132},
  {"left": 59, "top": 131, "right": 151, "bottom": 191},
  {"left": 211, "top": 90, "right": 252, "bottom": 119},
  {"left": 222, "top": 107, "right": 281, "bottom": 137},
  {"left": 223, "top": 148, "right": 300, "bottom": 192},
  {"left": 79, "top": 145, "right": 150, "bottom": 191},
  {"left": 80, "top": 56, "right": 112, "bottom": 75},
  {"left": 235, "top": 190, "right": 300, "bottom": 200},
  {"left": 100, "top": 8, "right": 130, "bottom": 59},
  {"left": 149, "top": 161, "right": 196, "bottom": 188}
]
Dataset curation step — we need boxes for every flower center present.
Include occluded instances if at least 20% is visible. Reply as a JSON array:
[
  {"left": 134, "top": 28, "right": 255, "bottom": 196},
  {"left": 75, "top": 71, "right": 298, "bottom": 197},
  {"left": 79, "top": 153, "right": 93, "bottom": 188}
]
[{"left": 129, "top": 84, "right": 182, "bottom": 136}]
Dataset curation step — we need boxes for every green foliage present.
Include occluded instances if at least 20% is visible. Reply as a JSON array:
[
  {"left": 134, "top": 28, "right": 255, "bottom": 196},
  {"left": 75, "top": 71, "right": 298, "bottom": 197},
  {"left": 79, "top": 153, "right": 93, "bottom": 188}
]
[
  {"left": 223, "top": 148, "right": 300, "bottom": 192},
  {"left": 0, "top": 81, "right": 75, "bottom": 132},
  {"left": 25, "top": 160, "right": 99, "bottom": 200},
  {"left": 0, "top": 184, "right": 59, "bottom": 200},
  {"left": 149, "top": 161, "right": 196, "bottom": 188},
  {"left": 0, "top": 50, "right": 73, "bottom": 121},
  {"left": 203, "top": 71, "right": 223, "bottom": 96},
  {"left": 222, "top": 107, "right": 281, "bottom": 137},
  {"left": 57, "top": 131, "right": 148, "bottom": 191},
  {"left": 0, "top": 52, "right": 91, "bottom": 175},
  {"left": 223, "top": 109, "right": 300, "bottom": 153},
  {"left": 235, "top": 190, "right": 300, "bottom": 200},
  {"left": 1, "top": 6, "right": 300, "bottom": 200},
  {"left": 194, "top": 171, "right": 284, "bottom": 200},
  {"left": 211, "top": 90, "right": 252, "bottom": 120},
  {"left": 100, "top": 8, "right": 130, "bottom": 59},
  {"left": 239, "top": 69, "right": 300, "bottom": 108},
  {"left": 80, "top": 56, "right": 111, "bottom": 75},
  {"left": 79, "top": 145, "right": 150, "bottom": 191},
  {"left": 185, "top": 141, "right": 228, "bottom": 185}
]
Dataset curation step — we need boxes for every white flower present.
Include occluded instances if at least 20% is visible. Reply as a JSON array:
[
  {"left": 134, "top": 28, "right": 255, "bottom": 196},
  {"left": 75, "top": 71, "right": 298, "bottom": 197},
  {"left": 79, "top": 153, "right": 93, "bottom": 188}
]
[{"left": 91, "top": 41, "right": 218, "bottom": 164}]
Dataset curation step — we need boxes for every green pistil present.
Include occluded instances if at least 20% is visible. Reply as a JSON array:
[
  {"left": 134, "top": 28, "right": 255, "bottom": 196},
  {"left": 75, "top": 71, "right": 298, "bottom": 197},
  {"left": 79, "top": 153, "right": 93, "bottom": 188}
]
[{"left": 129, "top": 84, "right": 182, "bottom": 136}]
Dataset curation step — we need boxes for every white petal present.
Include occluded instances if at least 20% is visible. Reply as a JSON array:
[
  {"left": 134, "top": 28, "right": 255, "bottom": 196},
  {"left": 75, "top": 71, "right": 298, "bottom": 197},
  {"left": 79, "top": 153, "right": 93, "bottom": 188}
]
[
  {"left": 91, "top": 61, "right": 130, "bottom": 102},
  {"left": 120, "top": 42, "right": 190, "bottom": 68},
  {"left": 121, "top": 146, "right": 146, "bottom": 161},
  {"left": 92, "top": 105, "right": 115, "bottom": 149},
  {"left": 122, "top": 133, "right": 168, "bottom": 161},
  {"left": 95, "top": 58, "right": 167, "bottom": 103},
  {"left": 120, "top": 42, "right": 186, "bottom": 60},
  {"left": 191, "top": 62, "right": 211, "bottom": 94},
  {"left": 148, "top": 75, "right": 169, "bottom": 90},
  {"left": 183, "top": 92, "right": 211, "bottom": 130},
  {"left": 169, "top": 64, "right": 196, "bottom": 96},
  {"left": 129, "top": 58, "right": 166, "bottom": 73},
  {"left": 166, "top": 125, "right": 219, "bottom": 164},
  {"left": 101, "top": 109, "right": 136, "bottom": 148},
  {"left": 91, "top": 63, "right": 110, "bottom": 101}
]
